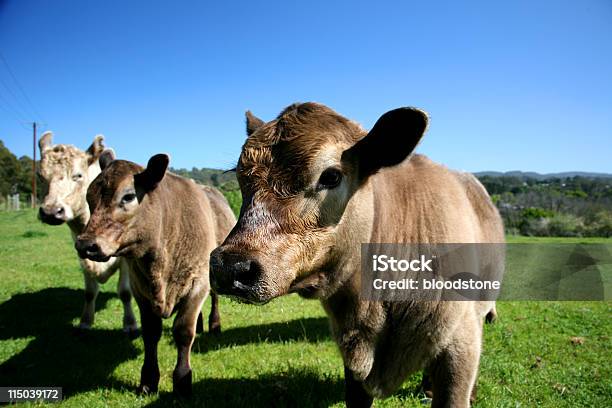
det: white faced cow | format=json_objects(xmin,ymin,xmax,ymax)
[{"xmin": 38, "ymin": 132, "xmax": 138, "ymax": 336}]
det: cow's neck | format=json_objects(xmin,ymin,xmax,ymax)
[
  {"xmin": 323, "ymin": 178, "xmax": 376, "ymax": 300},
  {"xmin": 321, "ymin": 178, "xmax": 387, "ymax": 352},
  {"xmin": 134, "ymin": 176, "xmax": 188, "ymax": 273},
  {"xmin": 67, "ymin": 209, "xmax": 89, "ymax": 236}
]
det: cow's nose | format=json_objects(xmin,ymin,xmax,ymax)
[
  {"xmin": 75, "ymin": 239, "xmax": 101, "ymax": 259},
  {"xmin": 232, "ymin": 258, "xmax": 261, "ymax": 289},
  {"xmin": 39, "ymin": 206, "xmax": 66, "ymax": 224},
  {"xmin": 210, "ymin": 248, "xmax": 261, "ymax": 293}
]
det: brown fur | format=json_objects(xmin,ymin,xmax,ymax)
[
  {"xmin": 77, "ymin": 154, "xmax": 235, "ymax": 395},
  {"xmin": 210, "ymin": 102, "xmax": 504, "ymax": 407}
]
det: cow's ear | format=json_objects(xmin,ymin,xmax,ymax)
[
  {"xmin": 39, "ymin": 131, "xmax": 53, "ymax": 155},
  {"xmin": 99, "ymin": 148, "xmax": 116, "ymax": 170},
  {"xmin": 86, "ymin": 135, "xmax": 105, "ymax": 165},
  {"xmin": 246, "ymin": 110, "xmax": 264, "ymax": 136},
  {"xmin": 344, "ymin": 107, "xmax": 428, "ymax": 180},
  {"xmin": 135, "ymin": 153, "xmax": 169, "ymax": 191}
]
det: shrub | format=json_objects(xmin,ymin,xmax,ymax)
[
  {"xmin": 520, "ymin": 217, "xmax": 549, "ymax": 236},
  {"xmin": 546, "ymin": 213, "xmax": 582, "ymax": 237},
  {"xmin": 584, "ymin": 211, "xmax": 612, "ymax": 238},
  {"xmin": 223, "ymin": 190, "xmax": 242, "ymax": 217}
]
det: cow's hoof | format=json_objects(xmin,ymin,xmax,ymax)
[
  {"xmin": 78, "ymin": 322, "xmax": 92, "ymax": 330},
  {"xmin": 137, "ymin": 384, "xmax": 158, "ymax": 395},
  {"xmin": 209, "ymin": 322, "xmax": 221, "ymax": 335},
  {"xmin": 72, "ymin": 324, "xmax": 92, "ymax": 338},
  {"xmin": 124, "ymin": 327, "xmax": 141, "ymax": 340},
  {"xmin": 173, "ymin": 370, "xmax": 192, "ymax": 398},
  {"xmin": 420, "ymin": 397, "xmax": 432, "ymax": 405},
  {"xmin": 419, "ymin": 371, "xmax": 433, "ymax": 398}
]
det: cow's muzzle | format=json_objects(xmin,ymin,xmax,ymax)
[
  {"xmin": 209, "ymin": 247, "xmax": 267, "ymax": 303},
  {"xmin": 38, "ymin": 206, "xmax": 67, "ymax": 225},
  {"xmin": 75, "ymin": 237, "xmax": 111, "ymax": 262}
]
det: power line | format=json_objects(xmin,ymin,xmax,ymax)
[
  {"xmin": 0, "ymin": 51, "xmax": 45, "ymax": 123},
  {"xmin": 0, "ymin": 91, "xmax": 30, "ymax": 124},
  {"xmin": 0, "ymin": 76, "xmax": 35, "ymax": 121},
  {"xmin": 0, "ymin": 101, "xmax": 26, "ymax": 124}
]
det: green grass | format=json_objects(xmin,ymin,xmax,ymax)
[
  {"xmin": 506, "ymin": 235, "xmax": 611, "ymax": 244},
  {"xmin": 0, "ymin": 209, "xmax": 610, "ymax": 407}
]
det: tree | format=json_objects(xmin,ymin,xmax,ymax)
[{"xmin": 0, "ymin": 140, "xmax": 21, "ymax": 197}]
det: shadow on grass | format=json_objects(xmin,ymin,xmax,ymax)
[
  {"xmin": 0, "ymin": 288, "xmax": 337, "ymax": 403},
  {"xmin": 193, "ymin": 316, "xmax": 331, "ymax": 353},
  {"xmin": 144, "ymin": 368, "xmax": 344, "ymax": 408},
  {"xmin": 0, "ymin": 288, "xmax": 138, "ymax": 397},
  {"xmin": 21, "ymin": 230, "xmax": 48, "ymax": 238}
]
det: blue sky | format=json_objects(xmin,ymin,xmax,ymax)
[{"xmin": 0, "ymin": 0, "xmax": 610, "ymax": 173}]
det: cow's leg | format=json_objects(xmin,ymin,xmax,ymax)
[
  {"xmin": 485, "ymin": 304, "xmax": 497, "ymax": 324},
  {"xmin": 470, "ymin": 375, "xmax": 479, "ymax": 405},
  {"xmin": 208, "ymin": 292, "xmax": 221, "ymax": 334},
  {"xmin": 137, "ymin": 298, "xmax": 162, "ymax": 394},
  {"xmin": 196, "ymin": 312, "xmax": 204, "ymax": 334},
  {"xmin": 172, "ymin": 288, "xmax": 206, "ymax": 397},
  {"xmin": 420, "ymin": 364, "xmax": 434, "ymax": 398},
  {"xmin": 344, "ymin": 366, "xmax": 373, "ymax": 408},
  {"xmin": 117, "ymin": 262, "xmax": 139, "ymax": 338},
  {"xmin": 431, "ymin": 337, "xmax": 480, "ymax": 408},
  {"xmin": 79, "ymin": 273, "xmax": 99, "ymax": 329}
]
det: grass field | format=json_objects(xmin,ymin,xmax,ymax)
[{"xmin": 0, "ymin": 209, "xmax": 610, "ymax": 407}]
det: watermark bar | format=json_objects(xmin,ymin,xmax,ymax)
[
  {"xmin": 361, "ymin": 243, "xmax": 612, "ymax": 301},
  {"xmin": 0, "ymin": 387, "xmax": 62, "ymax": 403}
]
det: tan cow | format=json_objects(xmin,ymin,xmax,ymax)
[
  {"xmin": 38, "ymin": 132, "xmax": 138, "ymax": 335},
  {"xmin": 75, "ymin": 151, "xmax": 235, "ymax": 396},
  {"xmin": 210, "ymin": 103, "xmax": 504, "ymax": 407}
]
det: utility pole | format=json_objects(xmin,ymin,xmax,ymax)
[{"xmin": 32, "ymin": 121, "xmax": 36, "ymax": 208}]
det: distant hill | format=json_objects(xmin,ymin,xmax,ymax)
[
  {"xmin": 475, "ymin": 171, "xmax": 612, "ymax": 180},
  {"xmin": 169, "ymin": 167, "xmax": 237, "ymax": 187}
]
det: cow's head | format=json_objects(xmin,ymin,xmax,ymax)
[
  {"xmin": 75, "ymin": 151, "xmax": 169, "ymax": 262},
  {"xmin": 210, "ymin": 102, "xmax": 428, "ymax": 303},
  {"xmin": 38, "ymin": 132, "xmax": 105, "ymax": 225}
]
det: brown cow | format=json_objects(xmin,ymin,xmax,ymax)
[
  {"xmin": 75, "ymin": 151, "xmax": 235, "ymax": 396},
  {"xmin": 210, "ymin": 103, "xmax": 504, "ymax": 407},
  {"xmin": 37, "ymin": 132, "xmax": 138, "ymax": 335}
]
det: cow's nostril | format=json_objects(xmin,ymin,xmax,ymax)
[
  {"xmin": 233, "ymin": 259, "xmax": 261, "ymax": 288},
  {"xmin": 56, "ymin": 207, "xmax": 65, "ymax": 216},
  {"xmin": 86, "ymin": 242, "xmax": 100, "ymax": 254},
  {"xmin": 75, "ymin": 240, "xmax": 100, "ymax": 256}
]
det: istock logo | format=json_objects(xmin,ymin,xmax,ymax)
[{"xmin": 372, "ymin": 254, "xmax": 434, "ymax": 272}]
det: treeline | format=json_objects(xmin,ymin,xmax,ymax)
[
  {"xmin": 170, "ymin": 166, "xmax": 237, "ymax": 187},
  {"xmin": 0, "ymin": 140, "xmax": 45, "ymax": 203},
  {"xmin": 170, "ymin": 166, "xmax": 241, "ymax": 216},
  {"xmin": 478, "ymin": 175, "xmax": 612, "ymax": 237}
]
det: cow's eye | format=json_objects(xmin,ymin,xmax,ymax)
[
  {"xmin": 121, "ymin": 193, "xmax": 137, "ymax": 204},
  {"xmin": 72, "ymin": 173, "xmax": 83, "ymax": 181},
  {"xmin": 317, "ymin": 168, "xmax": 343, "ymax": 190}
]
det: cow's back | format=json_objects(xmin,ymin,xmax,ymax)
[
  {"xmin": 199, "ymin": 185, "xmax": 236, "ymax": 245},
  {"xmin": 370, "ymin": 154, "xmax": 503, "ymax": 244}
]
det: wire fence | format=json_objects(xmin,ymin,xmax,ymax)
[{"xmin": 1, "ymin": 194, "xmax": 38, "ymax": 211}]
